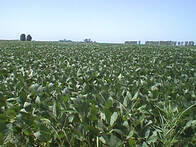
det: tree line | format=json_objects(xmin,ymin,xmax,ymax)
[{"xmin": 125, "ymin": 40, "xmax": 195, "ymax": 46}]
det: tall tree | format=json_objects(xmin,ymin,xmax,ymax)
[
  {"xmin": 27, "ymin": 34, "xmax": 32, "ymax": 41},
  {"xmin": 20, "ymin": 34, "xmax": 26, "ymax": 41}
]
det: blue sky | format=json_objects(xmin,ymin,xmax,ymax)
[{"xmin": 1, "ymin": 0, "xmax": 196, "ymax": 43}]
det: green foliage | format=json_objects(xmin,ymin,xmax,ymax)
[
  {"xmin": 27, "ymin": 35, "xmax": 32, "ymax": 41},
  {"xmin": 0, "ymin": 41, "xmax": 196, "ymax": 146},
  {"xmin": 20, "ymin": 34, "xmax": 26, "ymax": 41}
]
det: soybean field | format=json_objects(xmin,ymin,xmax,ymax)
[{"xmin": 0, "ymin": 41, "xmax": 196, "ymax": 146}]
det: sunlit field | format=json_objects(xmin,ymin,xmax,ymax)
[{"xmin": 0, "ymin": 41, "xmax": 195, "ymax": 146}]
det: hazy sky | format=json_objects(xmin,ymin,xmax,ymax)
[{"xmin": 1, "ymin": 0, "xmax": 196, "ymax": 43}]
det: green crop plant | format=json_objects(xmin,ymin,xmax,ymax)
[{"xmin": 0, "ymin": 41, "xmax": 195, "ymax": 146}]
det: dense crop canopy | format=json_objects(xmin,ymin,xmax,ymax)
[{"xmin": 0, "ymin": 41, "xmax": 196, "ymax": 146}]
